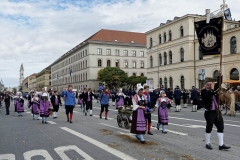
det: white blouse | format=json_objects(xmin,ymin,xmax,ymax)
[{"xmin": 155, "ymin": 98, "xmax": 167, "ymax": 108}]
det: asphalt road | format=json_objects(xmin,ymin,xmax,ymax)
[{"xmin": 0, "ymin": 99, "xmax": 240, "ymax": 160}]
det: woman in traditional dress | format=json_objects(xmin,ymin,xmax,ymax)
[
  {"xmin": 154, "ymin": 90, "xmax": 171, "ymax": 134},
  {"xmin": 116, "ymin": 89, "xmax": 125, "ymax": 109},
  {"xmin": 15, "ymin": 93, "xmax": 24, "ymax": 116},
  {"xmin": 50, "ymin": 91, "xmax": 62, "ymax": 119},
  {"xmin": 38, "ymin": 88, "xmax": 51, "ymax": 124},
  {"xmin": 78, "ymin": 90, "xmax": 83, "ymax": 109},
  {"xmin": 31, "ymin": 94, "xmax": 40, "ymax": 120},
  {"xmin": 130, "ymin": 85, "xmax": 147, "ymax": 144}
]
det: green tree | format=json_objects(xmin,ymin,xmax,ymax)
[
  {"xmin": 127, "ymin": 76, "xmax": 147, "ymax": 89},
  {"xmin": 97, "ymin": 67, "xmax": 128, "ymax": 89}
]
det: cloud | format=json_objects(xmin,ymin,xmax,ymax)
[{"xmin": 0, "ymin": 0, "xmax": 239, "ymax": 87}]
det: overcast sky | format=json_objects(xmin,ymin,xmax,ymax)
[{"xmin": 0, "ymin": 0, "xmax": 239, "ymax": 87}]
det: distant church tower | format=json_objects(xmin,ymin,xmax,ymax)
[{"xmin": 19, "ymin": 63, "xmax": 24, "ymax": 87}]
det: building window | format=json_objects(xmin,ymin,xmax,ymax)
[
  {"xmin": 199, "ymin": 47, "xmax": 203, "ymax": 60},
  {"xmin": 132, "ymin": 50, "xmax": 136, "ymax": 57},
  {"xmin": 213, "ymin": 70, "xmax": 218, "ymax": 81},
  {"xmin": 169, "ymin": 77, "xmax": 173, "ymax": 89},
  {"xmin": 106, "ymin": 49, "xmax": 111, "ymax": 55},
  {"xmin": 230, "ymin": 68, "xmax": 239, "ymax": 80},
  {"xmin": 160, "ymin": 78, "xmax": 162, "ymax": 86},
  {"xmin": 169, "ymin": 51, "xmax": 172, "ymax": 64},
  {"xmin": 169, "ymin": 30, "xmax": 172, "ymax": 41},
  {"xmin": 107, "ymin": 60, "xmax": 111, "ymax": 67},
  {"xmin": 124, "ymin": 50, "xmax": 128, "ymax": 56},
  {"xmin": 81, "ymin": 62, "xmax": 82, "ymax": 70},
  {"xmin": 133, "ymin": 73, "xmax": 136, "ymax": 76},
  {"xmin": 150, "ymin": 56, "xmax": 153, "ymax": 68},
  {"xmin": 83, "ymin": 51, "xmax": 85, "ymax": 57},
  {"xmin": 132, "ymin": 61, "xmax": 136, "ymax": 68},
  {"xmin": 98, "ymin": 59, "xmax": 102, "ymax": 67},
  {"xmin": 140, "ymin": 51, "xmax": 144, "ymax": 57},
  {"xmin": 140, "ymin": 61, "xmax": 144, "ymax": 68},
  {"xmin": 85, "ymin": 60, "xmax": 87, "ymax": 68},
  {"xmin": 180, "ymin": 26, "xmax": 184, "ymax": 37},
  {"xmin": 164, "ymin": 32, "xmax": 166, "ymax": 42},
  {"xmin": 83, "ymin": 61, "xmax": 85, "ymax": 68},
  {"xmin": 141, "ymin": 73, "xmax": 144, "ymax": 76},
  {"xmin": 230, "ymin": 36, "xmax": 237, "ymax": 54},
  {"xmin": 81, "ymin": 52, "xmax": 82, "ymax": 58},
  {"xmin": 180, "ymin": 76, "xmax": 185, "ymax": 89},
  {"xmin": 164, "ymin": 77, "xmax": 168, "ymax": 89},
  {"xmin": 164, "ymin": 52, "xmax": 167, "ymax": 65},
  {"xmin": 124, "ymin": 60, "xmax": 128, "ymax": 68},
  {"xmin": 159, "ymin": 34, "xmax": 162, "ymax": 44},
  {"xmin": 85, "ymin": 50, "xmax": 87, "ymax": 55},
  {"xmin": 180, "ymin": 48, "xmax": 184, "ymax": 62},
  {"xmin": 116, "ymin": 60, "xmax": 119, "ymax": 67},
  {"xmin": 86, "ymin": 73, "xmax": 87, "ymax": 80},
  {"xmin": 83, "ymin": 74, "xmax": 85, "ymax": 81},
  {"xmin": 81, "ymin": 74, "xmax": 82, "ymax": 81},
  {"xmin": 159, "ymin": 53, "xmax": 162, "ymax": 66},
  {"xmin": 97, "ymin": 48, "xmax": 102, "ymax": 55},
  {"xmin": 150, "ymin": 38, "xmax": 153, "ymax": 48},
  {"xmin": 115, "ymin": 50, "xmax": 120, "ymax": 56}
]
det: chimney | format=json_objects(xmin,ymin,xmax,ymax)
[{"xmin": 205, "ymin": 9, "xmax": 210, "ymax": 15}]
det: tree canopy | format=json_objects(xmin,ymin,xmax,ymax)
[{"xmin": 127, "ymin": 76, "xmax": 147, "ymax": 89}]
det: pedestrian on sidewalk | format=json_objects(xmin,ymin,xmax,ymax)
[
  {"xmin": 4, "ymin": 91, "xmax": 11, "ymax": 115},
  {"xmin": 99, "ymin": 87, "xmax": 110, "ymax": 120},
  {"xmin": 61, "ymin": 85, "xmax": 76, "ymax": 123},
  {"xmin": 83, "ymin": 88, "xmax": 98, "ymax": 116},
  {"xmin": 31, "ymin": 94, "xmax": 40, "ymax": 120},
  {"xmin": 143, "ymin": 85, "xmax": 153, "ymax": 135},
  {"xmin": 51, "ymin": 90, "xmax": 62, "ymax": 119},
  {"xmin": 202, "ymin": 72, "xmax": 231, "ymax": 150},
  {"xmin": 131, "ymin": 85, "xmax": 147, "ymax": 144},
  {"xmin": 154, "ymin": 90, "xmax": 170, "ymax": 134},
  {"xmin": 173, "ymin": 86, "xmax": 182, "ymax": 112}
]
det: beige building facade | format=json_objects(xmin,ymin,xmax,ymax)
[
  {"xmin": 36, "ymin": 67, "xmax": 51, "ymax": 91},
  {"xmin": 51, "ymin": 29, "xmax": 147, "ymax": 91},
  {"xmin": 146, "ymin": 14, "xmax": 240, "ymax": 89},
  {"xmin": 28, "ymin": 74, "xmax": 37, "ymax": 91}
]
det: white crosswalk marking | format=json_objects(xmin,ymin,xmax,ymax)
[
  {"xmin": 47, "ymin": 121, "xmax": 57, "ymax": 124},
  {"xmin": 23, "ymin": 150, "xmax": 53, "ymax": 160},
  {"xmin": 0, "ymin": 154, "xmax": 15, "ymax": 160},
  {"xmin": 150, "ymin": 126, "xmax": 188, "ymax": 136},
  {"xmin": 54, "ymin": 145, "xmax": 94, "ymax": 160},
  {"xmin": 60, "ymin": 127, "xmax": 137, "ymax": 160}
]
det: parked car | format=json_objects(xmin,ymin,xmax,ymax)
[{"xmin": 22, "ymin": 93, "xmax": 28, "ymax": 99}]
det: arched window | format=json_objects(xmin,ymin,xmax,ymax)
[
  {"xmin": 132, "ymin": 61, "xmax": 136, "ymax": 68},
  {"xmin": 169, "ymin": 30, "xmax": 172, "ymax": 41},
  {"xmin": 160, "ymin": 78, "xmax": 163, "ymax": 86},
  {"xmin": 213, "ymin": 70, "xmax": 218, "ymax": 81},
  {"xmin": 150, "ymin": 38, "xmax": 153, "ymax": 48},
  {"xmin": 164, "ymin": 52, "xmax": 167, "ymax": 65},
  {"xmin": 140, "ymin": 61, "xmax": 144, "ymax": 68},
  {"xmin": 116, "ymin": 60, "xmax": 119, "ymax": 67},
  {"xmin": 230, "ymin": 68, "xmax": 239, "ymax": 80},
  {"xmin": 85, "ymin": 60, "xmax": 87, "ymax": 68},
  {"xmin": 150, "ymin": 56, "xmax": 153, "ymax": 68},
  {"xmin": 169, "ymin": 77, "xmax": 173, "ymax": 89},
  {"xmin": 83, "ymin": 74, "xmax": 85, "ymax": 81},
  {"xmin": 159, "ymin": 34, "xmax": 162, "ymax": 44},
  {"xmin": 230, "ymin": 36, "xmax": 237, "ymax": 54},
  {"xmin": 83, "ymin": 61, "xmax": 85, "ymax": 69},
  {"xmin": 81, "ymin": 62, "xmax": 82, "ymax": 70},
  {"xmin": 199, "ymin": 47, "xmax": 203, "ymax": 60},
  {"xmin": 169, "ymin": 51, "xmax": 172, "ymax": 64},
  {"xmin": 164, "ymin": 77, "xmax": 168, "ymax": 89},
  {"xmin": 180, "ymin": 26, "xmax": 184, "ymax": 37},
  {"xmin": 141, "ymin": 73, "xmax": 144, "ymax": 76},
  {"xmin": 180, "ymin": 48, "xmax": 184, "ymax": 62},
  {"xmin": 107, "ymin": 60, "xmax": 111, "ymax": 67},
  {"xmin": 98, "ymin": 59, "xmax": 102, "ymax": 67},
  {"xmin": 164, "ymin": 32, "xmax": 166, "ymax": 42},
  {"xmin": 124, "ymin": 60, "xmax": 128, "ymax": 68},
  {"xmin": 180, "ymin": 76, "xmax": 185, "ymax": 89},
  {"xmin": 133, "ymin": 73, "xmax": 136, "ymax": 76},
  {"xmin": 81, "ymin": 74, "xmax": 82, "ymax": 81},
  {"xmin": 159, "ymin": 53, "xmax": 162, "ymax": 66}
]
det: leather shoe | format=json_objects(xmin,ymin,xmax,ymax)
[
  {"xmin": 141, "ymin": 141, "xmax": 146, "ymax": 144},
  {"xmin": 206, "ymin": 144, "xmax": 213, "ymax": 150},
  {"xmin": 219, "ymin": 144, "xmax": 231, "ymax": 150},
  {"xmin": 147, "ymin": 132, "xmax": 153, "ymax": 135}
]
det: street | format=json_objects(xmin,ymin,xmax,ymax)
[{"xmin": 0, "ymin": 100, "xmax": 240, "ymax": 160}]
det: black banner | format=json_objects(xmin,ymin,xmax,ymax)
[{"xmin": 195, "ymin": 17, "xmax": 222, "ymax": 55}]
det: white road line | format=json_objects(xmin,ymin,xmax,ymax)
[
  {"xmin": 26, "ymin": 112, "xmax": 31, "ymax": 114},
  {"xmin": 0, "ymin": 154, "xmax": 15, "ymax": 160},
  {"xmin": 150, "ymin": 126, "xmax": 188, "ymax": 136},
  {"xmin": 117, "ymin": 131, "xmax": 135, "ymax": 136},
  {"xmin": 47, "ymin": 121, "xmax": 57, "ymax": 124},
  {"xmin": 99, "ymin": 123, "xmax": 130, "ymax": 132},
  {"xmin": 54, "ymin": 145, "xmax": 94, "ymax": 160},
  {"xmin": 23, "ymin": 150, "xmax": 53, "ymax": 160},
  {"xmin": 92, "ymin": 115, "xmax": 113, "ymax": 120},
  {"xmin": 60, "ymin": 127, "xmax": 137, "ymax": 160}
]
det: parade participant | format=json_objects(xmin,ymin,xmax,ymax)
[
  {"xmin": 28, "ymin": 91, "xmax": 34, "ymax": 108},
  {"xmin": 82, "ymin": 88, "xmax": 87, "ymax": 113},
  {"xmin": 4, "ymin": 91, "xmax": 11, "ymax": 115},
  {"xmin": 77, "ymin": 90, "xmax": 83, "ymax": 109},
  {"xmin": 99, "ymin": 87, "xmax": 110, "ymax": 120},
  {"xmin": 182, "ymin": 89, "xmax": 188, "ymax": 108},
  {"xmin": 124, "ymin": 89, "xmax": 130, "ymax": 106},
  {"xmin": 62, "ymin": 85, "xmax": 76, "ymax": 123},
  {"xmin": 131, "ymin": 85, "xmax": 147, "ymax": 144},
  {"xmin": 201, "ymin": 72, "xmax": 231, "ymax": 150},
  {"xmin": 154, "ymin": 90, "xmax": 170, "ymax": 134},
  {"xmin": 143, "ymin": 85, "xmax": 153, "ymax": 135},
  {"xmin": 15, "ymin": 93, "xmax": 24, "ymax": 116},
  {"xmin": 83, "ymin": 88, "xmax": 98, "ymax": 116},
  {"xmin": 31, "ymin": 94, "xmax": 40, "ymax": 120},
  {"xmin": 0, "ymin": 92, "xmax": 4, "ymax": 107},
  {"xmin": 51, "ymin": 91, "xmax": 62, "ymax": 119},
  {"xmin": 110, "ymin": 90, "xmax": 116, "ymax": 106},
  {"xmin": 128, "ymin": 89, "xmax": 134, "ymax": 106},
  {"xmin": 116, "ymin": 89, "xmax": 125, "ymax": 109},
  {"xmin": 191, "ymin": 86, "xmax": 199, "ymax": 112},
  {"xmin": 173, "ymin": 86, "xmax": 182, "ymax": 112}
]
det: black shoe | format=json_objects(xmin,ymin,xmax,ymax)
[
  {"xmin": 162, "ymin": 131, "xmax": 167, "ymax": 134},
  {"xmin": 219, "ymin": 144, "xmax": 231, "ymax": 150},
  {"xmin": 5, "ymin": 114, "xmax": 9, "ymax": 115},
  {"xmin": 175, "ymin": 110, "xmax": 178, "ymax": 112},
  {"xmin": 90, "ymin": 114, "xmax": 92, "ymax": 116},
  {"xmin": 67, "ymin": 118, "xmax": 69, "ymax": 122},
  {"xmin": 20, "ymin": 115, "xmax": 22, "ymax": 116},
  {"xmin": 206, "ymin": 144, "xmax": 213, "ymax": 150},
  {"xmin": 85, "ymin": 113, "xmax": 87, "ymax": 116},
  {"xmin": 45, "ymin": 122, "xmax": 48, "ymax": 124},
  {"xmin": 33, "ymin": 118, "xmax": 35, "ymax": 120},
  {"xmin": 53, "ymin": 117, "xmax": 56, "ymax": 119},
  {"xmin": 42, "ymin": 121, "xmax": 44, "ymax": 124},
  {"xmin": 100, "ymin": 114, "xmax": 102, "ymax": 119},
  {"xmin": 70, "ymin": 121, "xmax": 73, "ymax": 123},
  {"xmin": 105, "ymin": 117, "xmax": 108, "ymax": 120},
  {"xmin": 147, "ymin": 132, "xmax": 153, "ymax": 135},
  {"xmin": 141, "ymin": 141, "xmax": 146, "ymax": 144}
]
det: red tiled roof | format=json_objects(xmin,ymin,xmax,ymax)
[{"xmin": 88, "ymin": 29, "xmax": 146, "ymax": 45}]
